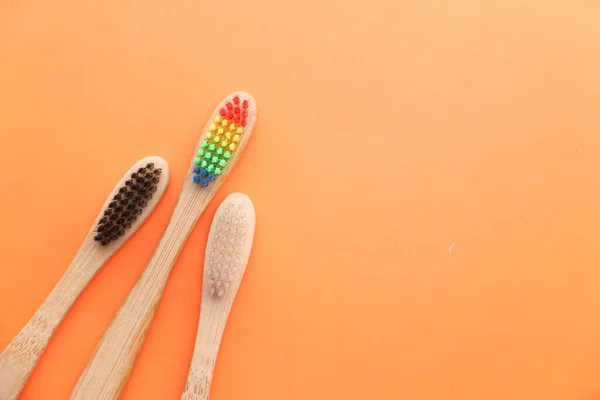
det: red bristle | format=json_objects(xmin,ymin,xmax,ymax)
[
  {"xmin": 220, "ymin": 108, "xmax": 227, "ymax": 116},
  {"xmin": 242, "ymin": 110, "xmax": 248, "ymax": 117},
  {"xmin": 226, "ymin": 102, "xmax": 233, "ymax": 110},
  {"xmin": 234, "ymin": 106, "xmax": 241, "ymax": 114},
  {"xmin": 241, "ymin": 118, "xmax": 247, "ymax": 126},
  {"xmin": 234, "ymin": 115, "xmax": 241, "ymax": 123},
  {"xmin": 233, "ymin": 96, "xmax": 240, "ymax": 105},
  {"xmin": 242, "ymin": 100, "xmax": 249, "ymax": 108}
]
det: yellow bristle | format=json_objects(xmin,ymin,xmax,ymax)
[{"xmin": 229, "ymin": 143, "xmax": 236, "ymax": 151}]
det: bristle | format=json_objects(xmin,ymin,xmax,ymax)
[
  {"xmin": 207, "ymin": 198, "xmax": 251, "ymax": 297},
  {"xmin": 94, "ymin": 162, "xmax": 163, "ymax": 246},
  {"xmin": 192, "ymin": 94, "xmax": 252, "ymax": 187}
]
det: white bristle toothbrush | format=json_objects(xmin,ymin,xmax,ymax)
[
  {"xmin": 181, "ymin": 193, "xmax": 256, "ymax": 400},
  {"xmin": 70, "ymin": 92, "xmax": 257, "ymax": 399},
  {"xmin": 0, "ymin": 156, "xmax": 170, "ymax": 400}
]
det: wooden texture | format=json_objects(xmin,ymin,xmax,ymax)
[
  {"xmin": 181, "ymin": 193, "xmax": 256, "ymax": 400},
  {"xmin": 69, "ymin": 92, "xmax": 257, "ymax": 400},
  {"xmin": 0, "ymin": 156, "xmax": 169, "ymax": 400}
]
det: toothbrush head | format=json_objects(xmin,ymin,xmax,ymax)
[
  {"xmin": 205, "ymin": 193, "xmax": 256, "ymax": 298},
  {"xmin": 93, "ymin": 160, "xmax": 166, "ymax": 246},
  {"xmin": 191, "ymin": 93, "xmax": 256, "ymax": 188}
]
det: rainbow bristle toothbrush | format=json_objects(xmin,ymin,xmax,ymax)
[
  {"xmin": 192, "ymin": 95, "xmax": 250, "ymax": 187},
  {"xmin": 70, "ymin": 92, "xmax": 257, "ymax": 400},
  {"xmin": 0, "ymin": 156, "xmax": 169, "ymax": 400}
]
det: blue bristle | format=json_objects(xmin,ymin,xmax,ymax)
[
  {"xmin": 193, "ymin": 175, "xmax": 200, "ymax": 183},
  {"xmin": 193, "ymin": 167, "xmax": 201, "ymax": 174},
  {"xmin": 200, "ymin": 179, "xmax": 208, "ymax": 187},
  {"xmin": 200, "ymin": 169, "xmax": 208, "ymax": 177},
  {"xmin": 208, "ymin": 174, "xmax": 215, "ymax": 181}
]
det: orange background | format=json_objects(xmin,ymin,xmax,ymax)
[{"xmin": 1, "ymin": 1, "xmax": 600, "ymax": 399}]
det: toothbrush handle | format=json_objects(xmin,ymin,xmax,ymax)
[
  {"xmin": 180, "ymin": 295, "xmax": 232, "ymax": 400},
  {"xmin": 180, "ymin": 353, "xmax": 216, "ymax": 400},
  {"xmin": 0, "ymin": 248, "xmax": 103, "ymax": 400},
  {"xmin": 70, "ymin": 200, "xmax": 198, "ymax": 400}
]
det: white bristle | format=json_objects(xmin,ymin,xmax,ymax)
[{"xmin": 205, "ymin": 194, "xmax": 253, "ymax": 298}]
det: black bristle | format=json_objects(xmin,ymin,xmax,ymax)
[{"xmin": 95, "ymin": 165, "xmax": 160, "ymax": 246}]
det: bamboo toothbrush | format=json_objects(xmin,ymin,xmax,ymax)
[
  {"xmin": 70, "ymin": 92, "xmax": 257, "ymax": 399},
  {"xmin": 0, "ymin": 156, "xmax": 169, "ymax": 400},
  {"xmin": 181, "ymin": 193, "xmax": 256, "ymax": 400}
]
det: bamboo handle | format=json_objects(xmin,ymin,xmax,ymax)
[
  {"xmin": 0, "ymin": 248, "xmax": 104, "ymax": 400},
  {"xmin": 70, "ymin": 196, "xmax": 200, "ymax": 400},
  {"xmin": 180, "ymin": 353, "xmax": 216, "ymax": 400}
]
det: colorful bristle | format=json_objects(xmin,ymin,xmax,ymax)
[
  {"xmin": 192, "ymin": 94, "xmax": 250, "ymax": 186},
  {"xmin": 94, "ymin": 163, "xmax": 162, "ymax": 246}
]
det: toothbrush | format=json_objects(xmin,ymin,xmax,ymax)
[
  {"xmin": 0, "ymin": 156, "xmax": 169, "ymax": 400},
  {"xmin": 181, "ymin": 193, "xmax": 256, "ymax": 400},
  {"xmin": 70, "ymin": 92, "xmax": 257, "ymax": 399}
]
